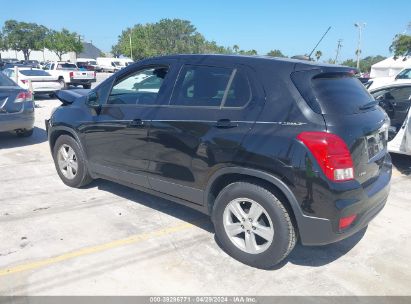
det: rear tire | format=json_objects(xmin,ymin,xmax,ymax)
[
  {"xmin": 212, "ymin": 182, "xmax": 296, "ymax": 269},
  {"xmin": 52, "ymin": 135, "xmax": 92, "ymax": 188},
  {"xmin": 83, "ymin": 84, "xmax": 91, "ymax": 89},
  {"xmin": 16, "ymin": 128, "xmax": 33, "ymax": 137},
  {"xmin": 59, "ymin": 78, "xmax": 67, "ymax": 89}
]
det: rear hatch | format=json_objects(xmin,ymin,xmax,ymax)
[{"xmin": 292, "ymin": 66, "xmax": 389, "ymax": 186}]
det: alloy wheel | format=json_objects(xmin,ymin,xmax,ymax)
[
  {"xmin": 57, "ymin": 144, "xmax": 78, "ymax": 180},
  {"xmin": 223, "ymin": 198, "xmax": 274, "ymax": 254}
]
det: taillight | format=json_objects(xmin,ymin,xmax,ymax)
[
  {"xmin": 94, "ymin": 71, "xmax": 96, "ymax": 78},
  {"xmin": 15, "ymin": 91, "xmax": 33, "ymax": 103},
  {"xmin": 297, "ymin": 131, "xmax": 354, "ymax": 182},
  {"xmin": 69, "ymin": 71, "xmax": 74, "ymax": 78},
  {"xmin": 339, "ymin": 214, "xmax": 357, "ymax": 230}
]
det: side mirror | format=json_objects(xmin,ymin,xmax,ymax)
[{"xmin": 86, "ymin": 91, "xmax": 100, "ymax": 108}]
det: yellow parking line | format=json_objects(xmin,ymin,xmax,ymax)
[{"xmin": 0, "ymin": 222, "xmax": 194, "ymax": 277}]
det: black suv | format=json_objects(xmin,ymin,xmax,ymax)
[{"xmin": 47, "ymin": 55, "xmax": 392, "ymax": 268}]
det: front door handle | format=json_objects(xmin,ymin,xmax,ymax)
[
  {"xmin": 215, "ymin": 119, "xmax": 238, "ymax": 129},
  {"xmin": 128, "ymin": 119, "xmax": 145, "ymax": 127}
]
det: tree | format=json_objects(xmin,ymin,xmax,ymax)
[
  {"xmin": 341, "ymin": 55, "xmax": 386, "ymax": 73},
  {"xmin": 112, "ymin": 19, "xmax": 231, "ymax": 60},
  {"xmin": 266, "ymin": 49, "xmax": 286, "ymax": 57},
  {"xmin": 315, "ymin": 50, "xmax": 322, "ymax": 61},
  {"xmin": 0, "ymin": 32, "xmax": 6, "ymax": 60},
  {"xmin": 2, "ymin": 20, "xmax": 48, "ymax": 60},
  {"xmin": 390, "ymin": 34, "xmax": 411, "ymax": 57},
  {"xmin": 44, "ymin": 29, "xmax": 83, "ymax": 61},
  {"xmin": 233, "ymin": 45, "xmax": 239, "ymax": 54}
]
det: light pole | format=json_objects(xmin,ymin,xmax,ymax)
[{"xmin": 354, "ymin": 22, "xmax": 366, "ymax": 71}]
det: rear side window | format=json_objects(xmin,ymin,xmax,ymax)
[
  {"xmin": 171, "ymin": 65, "xmax": 251, "ymax": 108},
  {"xmin": 292, "ymin": 72, "xmax": 374, "ymax": 115},
  {"xmin": 0, "ymin": 73, "xmax": 15, "ymax": 86}
]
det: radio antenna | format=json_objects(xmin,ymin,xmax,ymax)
[{"xmin": 308, "ymin": 26, "xmax": 331, "ymax": 60}]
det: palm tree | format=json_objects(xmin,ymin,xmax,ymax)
[
  {"xmin": 233, "ymin": 44, "xmax": 239, "ymax": 54},
  {"xmin": 315, "ymin": 50, "xmax": 323, "ymax": 61}
]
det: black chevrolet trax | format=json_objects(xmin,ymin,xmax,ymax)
[{"xmin": 47, "ymin": 55, "xmax": 392, "ymax": 268}]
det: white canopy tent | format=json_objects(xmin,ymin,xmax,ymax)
[{"xmin": 370, "ymin": 56, "xmax": 411, "ymax": 78}]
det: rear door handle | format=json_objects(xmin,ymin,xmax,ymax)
[
  {"xmin": 215, "ymin": 119, "xmax": 238, "ymax": 129},
  {"xmin": 128, "ymin": 119, "xmax": 145, "ymax": 127}
]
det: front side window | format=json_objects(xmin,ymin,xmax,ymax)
[
  {"xmin": 108, "ymin": 66, "xmax": 169, "ymax": 105},
  {"xmin": 372, "ymin": 86, "xmax": 411, "ymax": 101}
]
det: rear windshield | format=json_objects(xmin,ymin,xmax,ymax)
[
  {"xmin": 57, "ymin": 63, "xmax": 77, "ymax": 70},
  {"xmin": 0, "ymin": 73, "xmax": 16, "ymax": 86},
  {"xmin": 312, "ymin": 75, "xmax": 374, "ymax": 114},
  {"xmin": 292, "ymin": 71, "xmax": 375, "ymax": 115},
  {"xmin": 20, "ymin": 70, "xmax": 51, "ymax": 76}
]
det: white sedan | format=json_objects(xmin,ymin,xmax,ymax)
[{"xmin": 2, "ymin": 68, "xmax": 61, "ymax": 96}]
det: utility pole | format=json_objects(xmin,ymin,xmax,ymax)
[
  {"xmin": 334, "ymin": 39, "xmax": 343, "ymax": 64},
  {"xmin": 354, "ymin": 22, "xmax": 366, "ymax": 71}
]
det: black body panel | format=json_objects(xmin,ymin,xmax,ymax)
[{"xmin": 47, "ymin": 54, "xmax": 392, "ymax": 246}]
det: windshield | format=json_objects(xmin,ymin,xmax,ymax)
[
  {"xmin": 57, "ymin": 63, "xmax": 78, "ymax": 70},
  {"xmin": 89, "ymin": 61, "xmax": 97, "ymax": 65},
  {"xmin": 20, "ymin": 70, "xmax": 51, "ymax": 76},
  {"xmin": 396, "ymin": 69, "xmax": 411, "ymax": 80},
  {"xmin": 113, "ymin": 62, "xmax": 121, "ymax": 67}
]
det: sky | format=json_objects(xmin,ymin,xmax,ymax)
[{"xmin": 1, "ymin": 0, "xmax": 411, "ymax": 61}]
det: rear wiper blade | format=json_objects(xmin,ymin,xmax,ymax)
[{"xmin": 359, "ymin": 101, "xmax": 378, "ymax": 110}]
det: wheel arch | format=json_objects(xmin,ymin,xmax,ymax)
[
  {"xmin": 205, "ymin": 167, "xmax": 303, "ymax": 232},
  {"xmin": 49, "ymin": 126, "xmax": 83, "ymax": 154}
]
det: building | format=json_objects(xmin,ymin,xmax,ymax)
[
  {"xmin": 0, "ymin": 42, "xmax": 103, "ymax": 62},
  {"xmin": 370, "ymin": 56, "xmax": 411, "ymax": 78}
]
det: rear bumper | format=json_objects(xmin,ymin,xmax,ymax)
[
  {"xmin": 69, "ymin": 79, "xmax": 96, "ymax": 85},
  {"xmin": 0, "ymin": 107, "xmax": 35, "ymax": 132},
  {"xmin": 297, "ymin": 155, "xmax": 392, "ymax": 246}
]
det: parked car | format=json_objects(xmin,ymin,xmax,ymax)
[
  {"xmin": 76, "ymin": 58, "xmax": 102, "ymax": 72},
  {"xmin": 1, "ymin": 58, "xmax": 19, "ymax": 64},
  {"xmin": 44, "ymin": 61, "xmax": 96, "ymax": 89},
  {"xmin": 367, "ymin": 68, "xmax": 411, "ymax": 90},
  {"xmin": 117, "ymin": 58, "xmax": 134, "ymax": 68},
  {"xmin": 0, "ymin": 72, "xmax": 34, "ymax": 137},
  {"xmin": 2, "ymin": 67, "xmax": 61, "ymax": 96},
  {"xmin": 96, "ymin": 57, "xmax": 123, "ymax": 73},
  {"xmin": 370, "ymin": 84, "xmax": 411, "ymax": 155},
  {"xmin": 0, "ymin": 63, "xmax": 31, "ymax": 71},
  {"xmin": 46, "ymin": 55, "xmax": 392, "ymax": 268},
  {"xmin": 19, "ymin": 60, "xmax": 40, "ymax": 69}
]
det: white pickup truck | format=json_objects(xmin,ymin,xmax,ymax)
[{"xmin": 44, "ymin": 61, "xmax": 96, "ymax": 89}]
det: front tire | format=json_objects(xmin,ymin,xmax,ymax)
[
  {"xmin": 212, "ymin": 182, "xmax": 296, "ymax": 269},
  {"xmin": 52, "ymin": 135, "xmax": 92, "ymax": 188}
]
